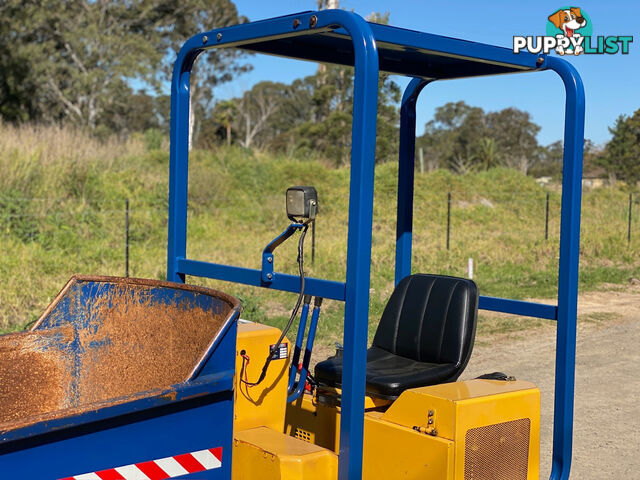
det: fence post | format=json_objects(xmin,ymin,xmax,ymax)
[
  {"xmin": 446, "ymin": 192, "xmax": 451, "ymax": 250},
  {"xmin": 545, "ymin": 192, "xmax": 550, "ymax": 241},
  {"xmin": 125, "ymin": 198, "xmax": 130, "ymax": 278},
  {"xmin": 311, "ymin": 220, "xmax": 316, "ymax": 265},
  {"xmin": 419, "ymin": 147, "xmax": 425, "ymax": 174},
  {"xmin": 628, "ymin": 192, "xmax": 633, "ymax": 245}
]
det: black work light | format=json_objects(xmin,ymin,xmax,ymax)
[{"xmin": 286, "ymin": 186, "xmax": 318, "ymax": 221}]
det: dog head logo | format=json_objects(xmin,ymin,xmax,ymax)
[
  {"xmin": 547, "ymin": 7, "xmax": 589, "ymax": 55},
  {"xmin": 514, "ymin": 7, "xmax": 631, "ymax": 55}
]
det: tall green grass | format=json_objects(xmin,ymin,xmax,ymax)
[{"xmin": 0, "ymin": 125, "xmax": 638, "ymax": 345}]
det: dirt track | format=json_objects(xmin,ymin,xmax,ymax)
[{"xmin": 462, "ymin": 288, "xmax": 640, "ymax": 479}]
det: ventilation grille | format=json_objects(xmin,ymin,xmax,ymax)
[
  {"xmin": 464, "ymin": 418, "xmax": 530, "ymax": 480},
  {"xmin": 295, "ymin": 427, "xmax": 312, "ymax": 443}
]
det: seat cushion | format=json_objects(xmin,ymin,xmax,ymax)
[
  {"xmin": 373, "ymin": 274, "xmax": 477, "ymax": 367},
  {"xmin": 315, "ymin": 346, "xmax": 460, "ymax": 399}
]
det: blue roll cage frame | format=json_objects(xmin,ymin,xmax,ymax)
[{"xmin": 167, "ymin": 10, "xmax": 584, "ymax": 480}]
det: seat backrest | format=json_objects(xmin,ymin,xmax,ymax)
[{"xmin": 372, "ymin": 274, "xmax": 478, "ymax": 368}]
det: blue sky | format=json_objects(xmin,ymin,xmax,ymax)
[{"xmin": 214, "ymin": 0, "xmax": 639, "ymax": 146}]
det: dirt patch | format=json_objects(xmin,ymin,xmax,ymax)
[
  {"xmin": 0, "ymin": 329, "xmax": 70, "ymax": 425},
  {"xmin": 0, "ymin": 276, "xmax": 239, "ymax": 433},
  {"xmin": 77, "ymin": 283, "xmax": 228, "ymax": 404}
]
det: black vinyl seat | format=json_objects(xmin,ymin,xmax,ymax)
[{"xmin": 315, "ymin": 274, "xmax": 478, "ymax": 399}]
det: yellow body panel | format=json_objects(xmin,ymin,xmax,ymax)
[
  {"xmin": 233, "ymin": 427, "xmax": 338, "ymax": 480},
  {"xmin": 285, "ymin": 388, "xmax": 392, "ymax": 454},
  {"xmin": 285, "ymin": 393, "xmax": 341, "ymax": 453},
  {"xmin": 233, "ymin": 324, "xmax": 540, "ymax": 480},
  {"xmin": 234, "ymin": 322, "xmax": 290, "ymax": 432},
  {"xmin": 451, "ymin": 385, "xmax": 540, "ymax": 479},
  {"xmin": 286, "ymin": 380, "xmax": 539, "ymax": 479},
  {"xmin": 285, "ymin": 394, "xmax": 454, "ymax": 479},
  {"xmin": 382, "ymin": 379, "xmax": 541, "ymax": 480},
  {"xmin": 363, "ymin": 415, "xmax": 455, "ymax": 480},
  {"xmin": 382, "ymin": 379, "xmax": 538, "ymax": 440}
]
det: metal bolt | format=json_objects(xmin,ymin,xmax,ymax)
[
  {"xmin": 428, "ymin": 418, "xmax": 434, "ymax": 425},
  {"xmin": 217, "ymin": 33, "xmax": 222, "ymax": 42},
  {"xmin": 266, "ymin": 273, "xmax": 273, "ymax": 280},
  {"xmin": 431, "ymin": 429, "xmax": 438, "ymax": 436},
  {"xmin": 428, "ymin": 410, "xmax": 434, "ymax": 416},
  {"xmin": 202, "ymin": 35, "xmax": 208, "ymax": 44},
  {"xmin": 309, "ymin": 15, "xmax": 318, "ymax": 28},
  {"xmin": 293, "ymin": 18, "xmax": 301, "ymax": 29},
  {"xmin": 536, "ymin": 56, "xmax": 544, "ymax": 66},
  {"xmin": 267, "ymin": 257, "xmax": 273, "ymax": 263}
]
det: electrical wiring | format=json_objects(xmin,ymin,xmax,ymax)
[{"xmin": 240, "ymin": 219, "xmax": 311, "ymax": 387}]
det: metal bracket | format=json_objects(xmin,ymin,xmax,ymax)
[{"xmin": 261, "ymin": 223, "xmax": 304, "ymax": 284}]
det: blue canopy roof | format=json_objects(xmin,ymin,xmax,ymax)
[{"xmin": 229, "ymin": 12, "xmax": 542, "ymax": 79}]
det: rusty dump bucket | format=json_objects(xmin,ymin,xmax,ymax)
[{"xmin": 0, "ymin": 275, "xmax": 241, "ymax": 433}]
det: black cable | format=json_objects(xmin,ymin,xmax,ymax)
[{"xmin": 242, "ymin": 219, "xmax": 312, "ymax": 387}]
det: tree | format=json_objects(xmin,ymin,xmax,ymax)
[
  {"xmin": 419, "ymin": 101, "xmax": 487, "ymax": 172},
  {"xmin": 213, "ymin": 100, "xmax": 238, "ymax": 147},
  {"xmin": 317, "ymin": 0, "xmax": 339, "ymax": 9},
  {"xmin": 98, "ymin": 89, "xmax": 166, "ymax": 136},
  {"xmin": 597, "ymin": 110, "xmax": 640, "ymax": 188},
  {"xmin": 451, "ymin": 147, "xmax": 476, "ymax": 174},
  {"xmin": 235, "ymin": 82, "xmax": 288, "ymax": 149},
  {"xmin": 0, "ymin": 1, "xmax": 162, "ymax": 129},
  {"xmin": 529, "ymin": 140, "xmax": 563, "ymax": 178},
  {"xmin": 416, "ymin": 102, "xmax": 544, "ymax": 175},
  {"xmin": 0, "ymin": 0, "xmax": 248, "ymax": 133},
  {"xmin": 289, "ymin": 63, "xmax": 400, "ymax": 166},
  {"xmin": 476, "ymin": 137, "xmax": 500, "ymax": 170},
  {"xmin": 295, "ymin": 110, "xmax": 352, "ymax": 166},
  {"xmin": 0, "ymin": 3, "xmax": 40, "ymax": 123},
  {"xmin": 486, "ymin": 108, "xmax": 541, "ymax": 175},
  {"xmin": 160, "ymin": 0, "xmax": 251, "ymax": 144},
  {"xmin": 280, "ymin": 11, "xmax": 399, "ymax": 166}
]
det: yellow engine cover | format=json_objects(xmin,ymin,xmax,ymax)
[{"xmin": 381, "ymin": 379, "xmax": 540, "ymax": 480}]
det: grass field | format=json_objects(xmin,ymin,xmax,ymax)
[{"xmin": 1, "ymin": 124, "xmax": 638, "ymax": 345}]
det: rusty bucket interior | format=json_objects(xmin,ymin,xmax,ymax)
[{"xmin": 0, "ymin": 275, "xmax": 240, "ymax": 432}]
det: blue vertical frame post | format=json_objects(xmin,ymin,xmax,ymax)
[
  {"xmin": 546, "ymin": 56, "xmax": 585, "ymax": 480},
  {"xmin": 326, "ymin": 12, "xmax": 379, "ymax": 480},
  {"xmin": 395, "ymin": 78, "xmax": 430, "ymax": 285},
  {"xmin": 168, "ymin": 41, "xmax": 202, "ymax": 284},
  {"xmin": 392, "ymin": 56, "xmax": 584, "ymax": 480},
  {"xmin": 166, "ymin": 11, "xmax": 380, "ymax": 479}
]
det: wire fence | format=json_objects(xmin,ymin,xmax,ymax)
[
  {"xmin": 438, "ymin": 191, "xmax": 635, "ymax": 249},
  {"xmin": 0, "ymin": 191, "xmax": 637, "ymax": 277}
]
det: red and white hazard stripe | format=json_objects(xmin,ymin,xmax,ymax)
[{"xmin": 59, "ymin": 447, "xmax": 222, "ymax": 480}]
